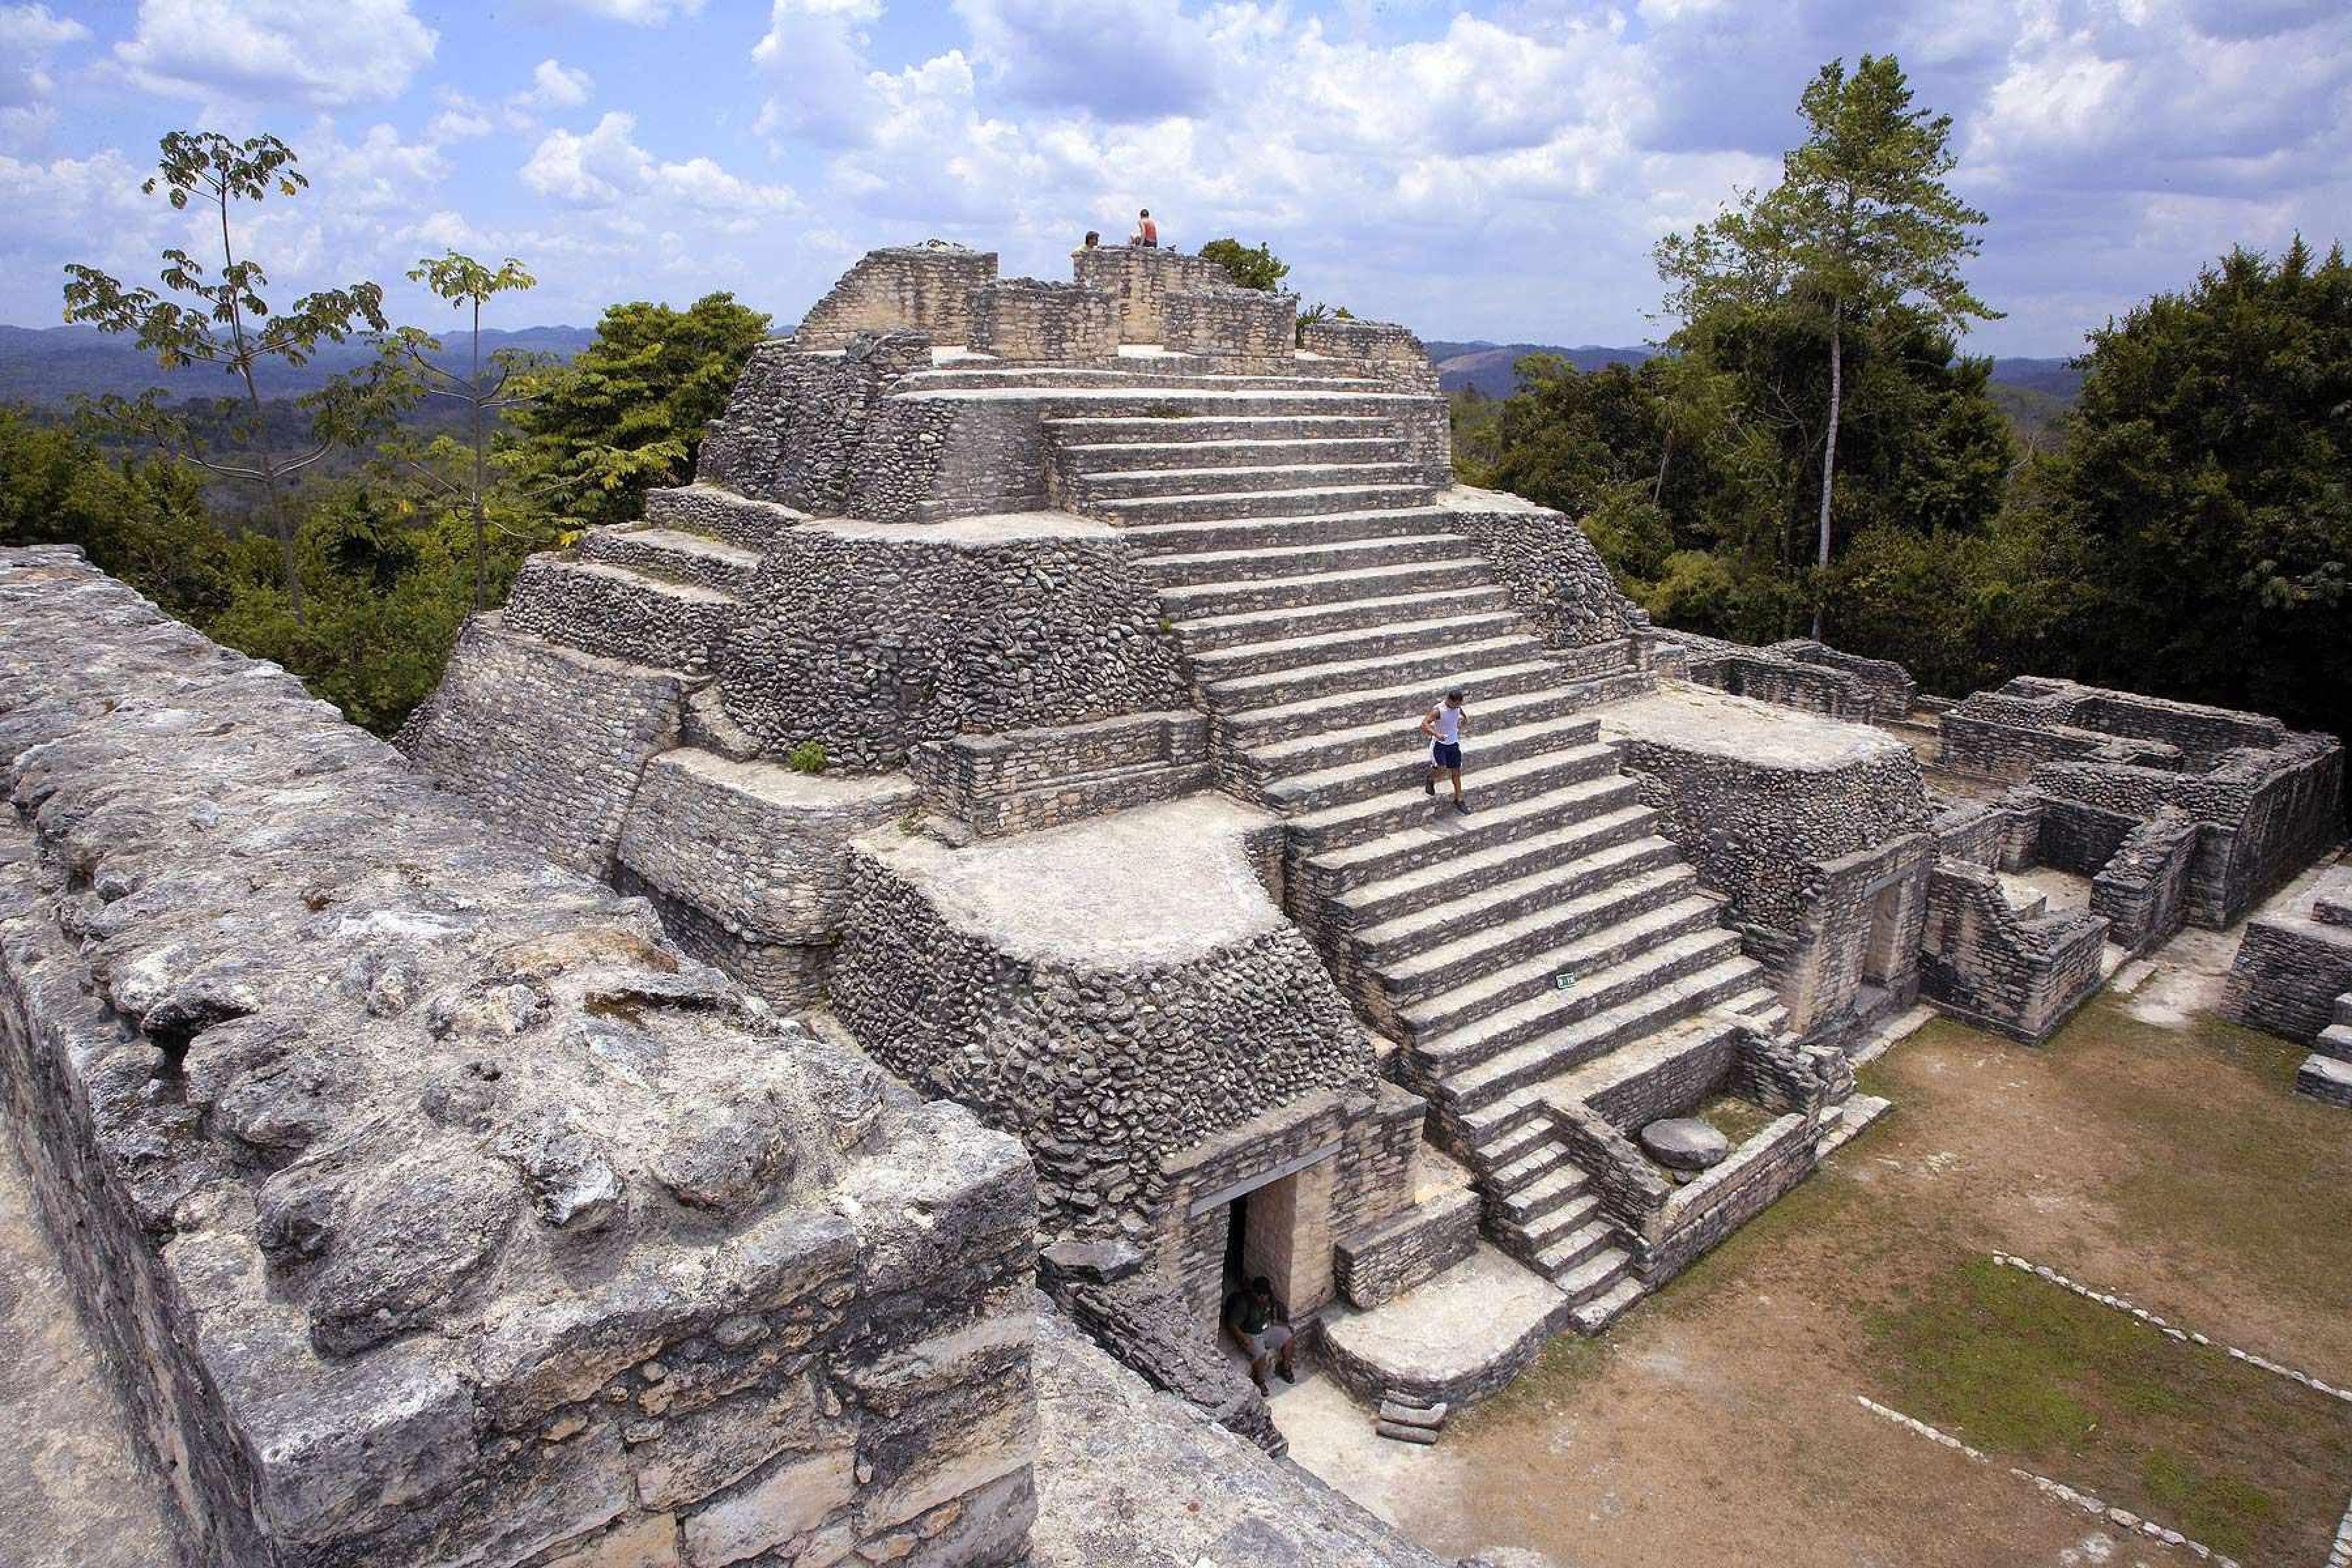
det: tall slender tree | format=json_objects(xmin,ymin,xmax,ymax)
[
  {"xmin": 1655, "ymin": 55, "xmax": 1997, "ymax": 634},
  {"xmin": 61, "ymin": 131, "xmax": 391, "ymax": 623},
  {"xmin": 379, "ymin": 252, "xmax": 539, "ymax": 610}
]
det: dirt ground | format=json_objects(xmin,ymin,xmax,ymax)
[{"xmin": 1284, "ymin": 868, "xmax": 2352, "ymax": 1568}]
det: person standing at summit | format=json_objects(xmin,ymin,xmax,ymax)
[{"xmin": 1422, "ymin": 691, "xmax": 1469, "ymax": 814}]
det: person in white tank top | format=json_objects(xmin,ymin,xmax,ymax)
[{"xmin": 1420, "ymin": 690, "xmax": 1469, "ymax": 814}]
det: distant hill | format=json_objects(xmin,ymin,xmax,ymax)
[
  {"xmin": 0, "ymin": 323, "xmax": 598, "ymax": 406},
  {"xmin": 1429, "ymin": 338, "xmax": 2085, "ymax": 411}
]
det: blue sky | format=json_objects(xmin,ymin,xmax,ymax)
[{"xmin": 3, "ymin": 0, "xmax": 2347, "ymax": 354}]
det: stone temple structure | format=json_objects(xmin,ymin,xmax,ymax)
[{"xmin": 3, "ymin": 238, "xmax": 2343, "ymax": 1565}]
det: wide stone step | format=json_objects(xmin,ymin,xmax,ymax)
[
  {"xmin": 576, "ymin": 526, "xmax": 762, "ymax": 595},
  {"xmin": 1427, "ymin": 949, "xmax": 1763, "ymax": 1112},
  {"xmin": 1219, "ymin": 659, "xmax": 1569, "ymax": 750},
  {"xmin": 642, "ymin": 483, "xmax": 806, "ymax": 551},
  {"xmin": 1289, "ymin": 744, "xmax": 1620, "ymax": 854},
  {"xmin": 1206, "ymin": 632, "xmax": 1551, "ymax": 714},
  {"xmin": 1058, "ymin": 434, "xmax": 1409, "ymax": 472},
  {"xmin": 1143, "ymin": 530, "xmax": 1471, "ymax": 589},
  {"xmin": 1092, "ymin": 483, "xmax": 1436, "ymax": 525},
  {"xmin": 2336, "ymin": 992, "xmax": 2352, "ymax": 1028},
  {"xmin": 2316, "ymin": 1022, "xmax": 2352, "ymax": 1063},
  {"xmin": 1387, "ymin": 875, "xmax": 1719, "ymax": 1011},
  {"xmin": 1192, "ymin": 609, "xmax": 1530, "ymax": 687},
  {"xmin": 1117, "ymin": 508, "xmax": 1454, "ymax": 561},
  {"xmin": 1302, "ymin": 777, "xmax": 1650, "ymax": 894},
  {"xmin": 1526, "ymin": 1208, "xmax": 1612, "ymax": 1270},
  {"xmin": 1335, "ymin": 822, "xmax": 1676, "ymax": 935},
  {"xmin": 501, "ymin": 555, "xmax": 738, "ymax": 675},
  {"xmin": 1494, "ymin": 1162, "xmax": 1592, "ymax": 1229},
  {"xmin": 1556, "ymin": 1247, "xmax": 1633, "ymax": 1308},
  {"xmin": 1155, "ymin": 557, "xmax": 1495, "ymax": 618},
  {"xmin": 1369, "ymin": 864, "xmax": 1703, "ymax": 992},
  {"xmin": 1174, "ymin": 585, "xmax": 1514, "ymax": 655},
  {"xmin": 1414, "ymin": 918, "xmax": 1744, "ymax": 1071},
  {"xmin": 1076, "ymin": 460, "xmax": 1426, "ymax": 501},
  {"xmin": 1243, "ymin": 683, "xmax": 1585, "ymax": 777},
  {"xmin": 1260, "ymin": 711, "xmax": 1602, "ymax": 811},
  {"xmin": 902, "ymin": 366, "xmax": 1387, "ymax": 395},
  {"xmin": 1045, "ymin": 412, "xmax": 1397, "ymax": 446},
  {"xmin": 926, "ymin": 386, "xmax": 1437, "ymax": 421}
]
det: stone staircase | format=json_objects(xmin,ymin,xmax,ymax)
[{"xmin": 1039, "ymin": 376, "xmax": 1784, "ymax": 1330}]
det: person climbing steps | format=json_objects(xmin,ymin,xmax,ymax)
[{"xmin": 1422, "ymin": 689, "xmax": 1469, "ymax": 814}]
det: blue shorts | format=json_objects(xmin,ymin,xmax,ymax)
[{"xmin": 1432, "ymin": 741, "xmax": 1462, "ymax": 770}]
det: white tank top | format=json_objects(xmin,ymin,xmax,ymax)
[{"xmin": 1432, "ymin": 704, "xmax": 1462, "ymax": 743}]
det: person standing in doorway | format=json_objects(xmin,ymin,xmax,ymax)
[
  {"xmin": 1132, "ymin": 208, "xmax": 1159, "ymax": 248},
  {"xmin": 1422, "ymin": 690, "xmax": 1469, "ymax": 813}
]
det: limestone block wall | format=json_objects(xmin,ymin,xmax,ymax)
[
  {"xmin": 968, "ymin": 279, "xmax": 1116, "ymax": 363},
  {"xmin": 719, "ymin": 517, "xmax": 1188, "ymax": 772},
  {"xmin": 795, "ymin": 243, "xmax": 996, "ymax": 350},
  {"xmin": 0, "ymin": 546, "xmax": 1039, "ymax": 1568},
  {"xmin": 395, "ymin": 614, "xmax": 687, "ymax": 879},
  {"xmin": 2221, "ymin": 868, "xmax": 2352, "ymax": 1045},
  {"xmin": 1933, "ymin": 792, "xmax": 2040, "ymax": 870},
  {"xmin": 827, "ymin": 838, "xmax": 1390, "ymax": 1256},
  {"xmin": 613, "ymin": 750, "xmax": 919, "ymax": 1007},
  {"xmin": 1654, "ymin": 629, "xmax": 1875, "ymax": 720},
  {"xmin": 696, "ymin": 332, "xmax": 932, "ymax": 515},
  {"xmin": 1299, "ymin": 318, "xmax": 1435, "ymax": 391},
  {"xmin": 1162, "ymin": 287, "xmax": 1297, "ymax": 368},
  {"xmin": 849, "ymin": 393, "xmax": 1053, "ymax": 523},
  {"xmin": 1435, "ymin": 487, "xmax": 1643, "ymax": 647},
  {"xmin": 1920, "ymin": 858, "xmax": 2109, "ymax": 1043},
  {"xmin": 2089, "ymin": 806, "xmax": 2199, "ymax": 956},
  {"xmin": 1631, "ymin": 1113, "xmax": 1821, "ymax": 1282},
  {"xmin": 1764, "ymin": 639, "xmax": 1919, "ymax": 720},
  {"xmin": 907, "ymin": 711, "xmax": 1210, "ymax": 839},
  {"xmin": 1069, "ymin": 246, "xmax": 1229, "ymax": 344},
  {"xmin": 1330, "ymin": 1183, "xmax": 1480, "ymax": 1310}
]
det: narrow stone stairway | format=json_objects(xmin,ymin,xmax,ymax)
[{"xmin": 1043, "ymin": 381, "xmax": 1784, "ymax": 1328}]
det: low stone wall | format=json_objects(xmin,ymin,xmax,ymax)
[
  {"xmin": 1764, "ymin": 640, "xmax": 1919, "ymax": 720},
  {"xmin": 849, "ymin": 392, "xmax": 1050, "ymax": 523},
  {"xmin": 2221, "ymin": 911, "xmax": 2352, "ymax": 1045},
  {"xmin": 2089, "ymin": 806, "xmax": 2198, "ymax": 956},
  {"xmin": 796, "ymin": 242, "xmax": 996, "ymax": 350},
  {"xmin": 1331, "ymin": 1184, "xmax": 1480, "ymax": 1311},
  {"xmin": 1933, "ymin": 792, "xmax": 2040, "ymax": 870},
  {"xmin": 969, "ymin": 279, "xmax": 1117, "ymax": 364},
  {"xmin": 696, "ymin": 332, "xmax": 932, "ymax": 515},
  {"xmin": 719, "ymin": 516, "xmax": 1188, "ymax": 772},
  {"xmin": 1919, "ymin": 858, "xmax": 2109, "ymax": 1043},
  {"xmin": 907, "ymin": 711, "xmax": 1209, "ymax": 838},
  {"xmin": 1940, "ymin": 709, "xmax": 2177, "ymax": 783},
  {"xmin": 0, "ymin": 546, "xmax": 1039, "ymax": 1568},
  {"xmin": 1069, "ymin": 246, "xmax": 1229, "ymax": 344},
  {"xmin": 1435, "ymin": 487, "xmax": 1643, "ymax": 647},
  {"xmin": 1631, "ymin": 1112, "xmax": 1821, "ymax": 1283},
  {"xmin": 1162, "ymin": 287, "xmax": 1296, "ymax": 368},
  {"xmin": 396, "ymin": 614, "xmax": 686, "ymax": 879},
  {"xmin": 1660, "ymin": 629, "xmax": 1872, "ymax": 719},
  {"xmin": 613, "ymin": 749, "xmax": 919, "ymax": 1005},
  {"xmin": 1299, "ymin": 318, "xmax": 1431, "ymax": 391}
]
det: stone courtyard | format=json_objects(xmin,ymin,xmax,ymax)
[{"xmin": 2, "ymin": 238, "xmax": 2345, "ymax": 1567}]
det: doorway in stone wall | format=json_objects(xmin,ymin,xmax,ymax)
[{"xmin": 1859, "ymin": 879, "xmax": 1908, "ymax": 1015}]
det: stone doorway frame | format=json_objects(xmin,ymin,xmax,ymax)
[{"xmin": 1186, "ymin": 1139, "xmax": 1340, "ymax": 1320}]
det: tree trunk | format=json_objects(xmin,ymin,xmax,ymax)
[
  {"xmin": 1652, "ymin": 426, "xmax": 1673, "ymax": 506},
  {"xmin": 1811, "ymin": 303, "xmax": 1843, "ymax": 641},
  {"xmin": 218, "ymin": 184, "xmax": 304, "ymax": 625},
  {"xmin": 470, "ymin": 297, "xmax": 487, "ymax": 612}
]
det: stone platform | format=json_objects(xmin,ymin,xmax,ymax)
[{"xmin": 1318, "ymin": 1244, "xmax": 1576, "ymax": 1410}]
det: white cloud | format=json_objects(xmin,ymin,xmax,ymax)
[
  {"xmin": 522, "ymin": 111, "xmax": 796, "ymax": 216},
  {"xmin": 753, "ymin": 0, "xmax": 885, "ymax": 146},
  {"xmin": 518, "ymin": 57, "xmax": 594, "ymax": 110},
  {"xmin": 951, "ymin": 0, "xmax": 1217, "ymax": 121},
  {"xmin": 531, "ymin": 0, "xmax": 705, "ymax": 22},
  {"xmin": 114, "ymin": 0, "xmax": 438, "ymax": 108},
  {"xmin": 1, "ymin": 3, "xmax": 92, "ymax": 145},
  {"xmin": 428, "ymin": 106, "xmax": 495, "ymax": 142}
]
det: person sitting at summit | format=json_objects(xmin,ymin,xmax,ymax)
[
  {"xmin": 1130, "ymin": 208, "xmax": 1158, "ymax": 248},
  {"xmin": 1222, "ymin": 1275, "xmax": 1297, "ymax": 1396}
]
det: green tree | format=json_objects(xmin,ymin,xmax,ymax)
[
  {"xmin": 2035, "ymin": 238, "xmax": 2351, "ymax": 736},
  {"xmin": 379, "ymin": 252, "xmax": 538, "ymax": 610},
  {"xmin": 1198, "ymin": 238, "xmax": 1290, "ymax": 292},
  {"xmin": 502, "ymin": 293, "xmax": 770, "ymax": 532},
  {"xmin": 60, "ymin": 131, "xmax": 393, "ymax": 623},
  {"xmin": 0, "ymin": 404, "xmax": 238, "ymax": 617},
  {"xmin": 1655, "ymin": 55, "xmax": 1997, "ymax": 633}
]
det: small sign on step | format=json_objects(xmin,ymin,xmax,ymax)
[{"xmin": 1554, "ymin": 971, "xmax": 1577, "ymax": 992}]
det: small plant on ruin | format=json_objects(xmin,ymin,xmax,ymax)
[{"xmin": 787, "ymin": 740, "xmax": 828, "ymax": 775}]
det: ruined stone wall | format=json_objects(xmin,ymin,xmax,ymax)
[
  {"xmin": 0, "ymin": 546, "xmax": 1038, "ymax": 1568},
  {"xmin": 2089, "ymin": 806, "xmax": 2199, "ymax": 956},
  {"xmin": 847, "ymin": 394, "xmax": 1057, "ymax": 523},
  {"xmin": 719, "ymin": 517, "xmax": 1188, "ymax": 772},
  {"xmin": 612, "ymin": 750, "xmax": 919, "ymax": 1007},
  {"xmin": 1162, "ymin": 288, "xmax": 1296, "ymax": 369},
  {"xmin": 2221, "ymin": 867, "xmax": 2352, "ymax": 1045},
  {"xmin": 795, "ymin": 244, "xmax": 996, "ymax": 350},
  {"xmin": 1933, "ymin": 792, "xmax": 2040, "ymax": 870},
  {"xmin": 828, "ymin": 840, "xmax": 1384, "ymax": 1251},
  {"xmin": 1920, "ymin": 858, "xmax": 2109, "ymax": 1043},
  {"xmin": 1764, "ymin": 640, "xmax": 1918, "ymax": 720},
  {"xmin": 1631, "ymin": 1113, "xmax": 1820, "ymax": 1283},
  {"xmin": 696, "ymin": 333, "xmax": 932, "ymax": 515},
  {"xmin": 1068, "ymin": 246, "xmax": 1229, "ymax": 344},
  {"xmin": 968, "ymin": 280, "xmax": 1116, "ymax": 363},
  {"xmin": 1299, "ymin": 318, "xmax": 1437, "ymax": 391},
  {"xmin": 1435, "ymin": 488, "xmax": 1642, "ymax": 647},
  {"xmin": 907, "ymin": 712, "xmax": 1210, "ymax": 839},
  {"xmin": 395, "ymin": 615, "xmax": 686, "ymax": 879},
  {"xmin": 1330, "ymin": 1183, "xmax": 1480, "ymax": 1311},
  {"xmin": 1654, "ymin": 630, "xmax": 1874, "ymax": 720}
]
